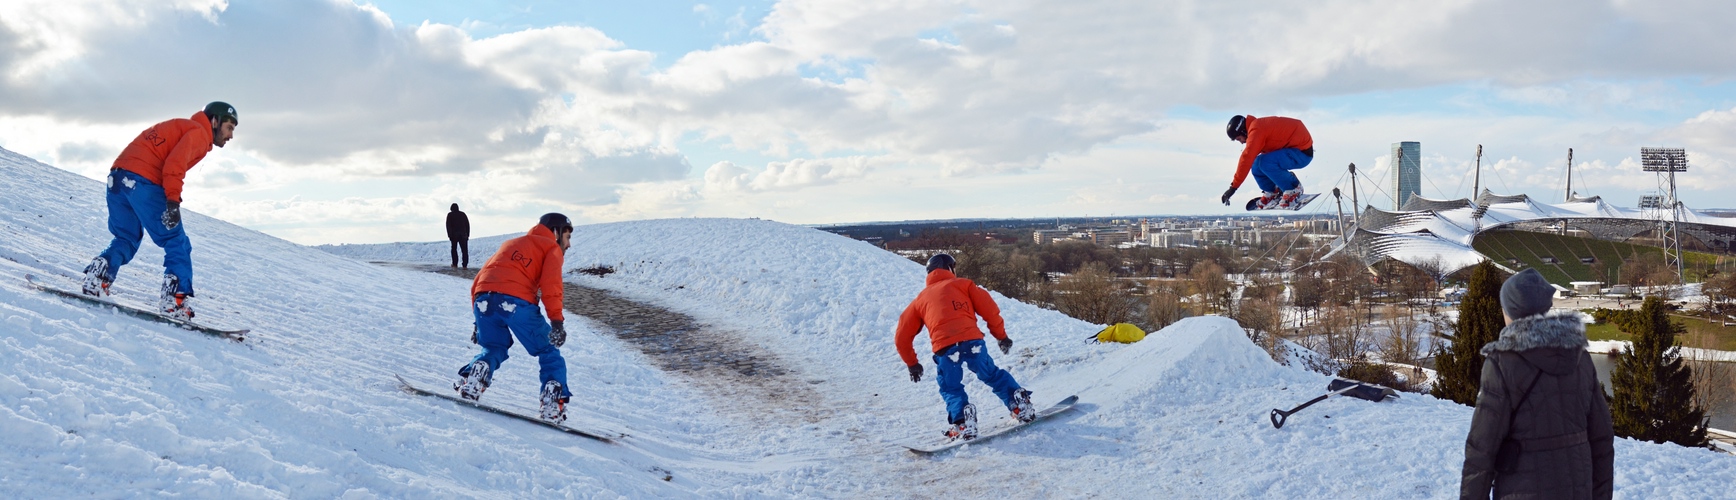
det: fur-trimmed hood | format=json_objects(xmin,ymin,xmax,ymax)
[{"xmin": 1481, "ymin": 310, "xmax": 1589, "ymax": 375}]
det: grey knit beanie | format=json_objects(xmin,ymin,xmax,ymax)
[{"xmin": 1500, "ymin": 268, "xmax": 1554, "ymax": 319}]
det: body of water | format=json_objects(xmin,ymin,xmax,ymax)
[{"xmin": 1588, "ymin": 353, "xmax": 1735, "ymax": 431}]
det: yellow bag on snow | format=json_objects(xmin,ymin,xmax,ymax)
[{"xmin": 1094, "ymin": 323, "xmax": 1147, "ymax": 343}]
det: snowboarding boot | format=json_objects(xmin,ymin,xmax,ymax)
[
  {"xmin": 1009, "ymin": 389, "xmax": 1036, "ymax": 423},
  {"xmin": 158, "ymin": 275, "xmax": 194, "ymax": 320},
  {"xmin": 454, "ymin": 360, "xmax": 492, "ymax": 401},
  {"xmin": 943, "ymin": 404, "xmax": 978, "ymax": 441},
  {"xmin": 1278, "ymin": 186, "xmax": 1305, "ymax": 209},
  {"xmin": 81, "ymin": 257, "xmax": 111, "ymax": 296},
  {"xmin": 539, "ymin": 380, "xmax": 568, "ymax": 423},
  {"xmin": 1256, "ymin": 191, "xmax": 1282, "ymax": 210}
]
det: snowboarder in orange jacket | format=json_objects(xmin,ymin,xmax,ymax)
[
  {"xmin": 81, "ymin": 102, "xmax": 237, "ymax": 321},
  {"xmin": 1219, "ymin": 115, "xmax": 1313, "ymax": 210},
  {"xmin": 455, "ymin": 213, "xmax": 574, "ymax": 423},
  {"xmin": 895, "ymin": 253, "xmax": 1035, "ymax": 441}
]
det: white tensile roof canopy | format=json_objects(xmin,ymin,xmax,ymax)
[{"xmin": 1334, "ymin": 190, "xmax": 1736, "ymax": 277}]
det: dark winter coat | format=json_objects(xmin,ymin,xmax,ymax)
[
  {"xmin": 1461, "ymin": 311, "xmax": 1614, "ymax": 499},
  {"xmin": 446, "ymin": 207, "xmax": 470, "ymax": 241}
]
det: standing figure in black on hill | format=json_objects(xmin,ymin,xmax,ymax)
[
  {"xmin": 447, "ymin": 203, "xmax": 470, "ymax": 269},
  {"xmin": 1460, "ymin": 268, "xmax": 1613, "ymax": 499}
]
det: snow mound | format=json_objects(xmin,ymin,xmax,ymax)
[{"xmin": 1055, "ymin": 317, "xmax": 1315, "ymax": 409}]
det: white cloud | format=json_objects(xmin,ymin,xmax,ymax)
[
  {"xmin": 703, "ymin": 156, "xmax": 873, "ymax": 192},
  {"xmin": 4, "ymin": 0, "xmax": 1736, "ymax": 244}
]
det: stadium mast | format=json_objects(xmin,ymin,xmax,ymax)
[
  {"xmin": 1564, "ymin": 148, "xmax": 1573, "ymax": 203},
  {"xmin": 1641, "ymin": 147, "xmax": 1688, "ymax": 285},
  {"xmin": 1473, "ymin": 145, "xmax": 1482, "ymax": 199}
]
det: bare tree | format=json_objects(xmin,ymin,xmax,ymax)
[
  {"xmin": 1055, "ymin": 262, "xmax": 1133, "ymax": 325},
  {"xmin": 1380, "ymin": 304, "xmax": 1423, "ymax": 366},
  {"xmin": 1684, "ymin": 325, "xmax": 1736, "ymax": 416},
  {"xmin": 1384, "ymin": 260, "xmax": 1437, "ymax": 310},
  {"xmin": 1243, "ymin": 273, "xmax": 1285, "ymax": 303},
  {"xmin": 1189, "ymin": 260, "xmax": 1233, "ymax": 314},
  {"xmin": 975, "ymin": 248, "xmax": 1044, "ymax": 300},
  {"xmin": 1291, "ymin": 272, "xmax": 1327, "ymax": 325},
  {"xmin": 1622, "ymin": 252, "xmax": 1672, "ymax": 291},
  {"xmin": 1233, "ymin": 296, "xmax": 1286, "ymax": 357},
  {"xmin": 1145, "ymin": 279, "xmax": 1190, "ymax": 330},
  {"xmin": 1317, "ymin": 303, "xmax": 1369, "ymax": 361},
  {"xmin": 1699, "ymin": 271, "xmax": 1736, "ymax": 325}
]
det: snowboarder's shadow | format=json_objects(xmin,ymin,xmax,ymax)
[{"xmin": 965, "ymin": 402, "xmax": 1136, "ymax": 460}]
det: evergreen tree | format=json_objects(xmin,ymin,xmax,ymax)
[
  {"xmin": 1611, "ymin": 296, "xmax": 1709, "ymax": 448},
  {"xmin": 1430, "ymin": 262, "xmax": 1505, "ymax": 406}
]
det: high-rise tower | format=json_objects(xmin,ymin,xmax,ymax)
[{"xmin": 1392, "ymin": 141, "xmax": 1421, "ymax": 210}]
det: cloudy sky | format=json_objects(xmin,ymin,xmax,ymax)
[{"xmin": 2, "ymin": 0, "xmax": 1734, "ymax": 245}]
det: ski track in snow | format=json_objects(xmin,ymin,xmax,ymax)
[{"xmin": 2, "ymin": 147, "xmax": 1734, "ymax": 497}]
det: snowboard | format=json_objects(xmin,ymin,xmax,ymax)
[
  {"xmin": 1245, "ymin": 193, "xmax": 1320, "ymax": 211},
  {"xmin": 394, "ymin": 373, "xmax": 618, "ymax": 443},
  {"xmin": 900, "ymin": 395, "xmax": 1079, "ymax": 455},
  {"xmin": 25, "ymin": 273, "xmax": 248, "ymax": 341}
]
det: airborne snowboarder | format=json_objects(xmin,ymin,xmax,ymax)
[
  {"xmin": 895, "ymin": 253, "xmax": 1035, "ymax": 441},
  {"xmin": 454, "ymin": 213, "xmax": 575, "ymax": 422},
  {"xmin": 81, "ymin": 101, "xmax": 239, "ymax": 320},
  {"xmin": 1218, "ymin": 114, "xmax": 1314, "ymax": 210}
]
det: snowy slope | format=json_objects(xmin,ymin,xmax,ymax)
[{"xmin": 3, "ymin": 146, "xmax": 1734, "ymax": 498}]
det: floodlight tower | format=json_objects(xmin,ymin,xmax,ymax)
[{"xmin": 1641, "ymin": 147, "xmax": 1688, "ymax": 284}]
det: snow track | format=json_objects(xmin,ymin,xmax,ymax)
[{"xmin": 4, "ymin": 146, "xmax": 1734, "ymax": 497}]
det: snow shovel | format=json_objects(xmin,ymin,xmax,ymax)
[{"xmin": 1269, "ymin": 379, "xmax": 1398, "ymax": 429}]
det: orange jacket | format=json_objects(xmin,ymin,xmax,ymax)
[
  {"xmin": 471, "ymin": 225, "xmax": 566, "ymax": 322},
  {"xmin": 112, "ymin": 112, "xmax": 215, "ymax": 203},
  {"xmin": 1230, "ymin": 115, "xmax": 1313, "ymax": 190},
  {"xmin": 894, "ymin": 269, "xmax": 1008, "ymax": 366}
]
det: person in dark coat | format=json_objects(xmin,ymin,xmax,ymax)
[
  {"xmin": 446, "ymin": 203, "xmax": 470, "ymax": 268},
  {"xmin": 1461, "ymin": 268, "xmax": 1614, "ymax": 499}
]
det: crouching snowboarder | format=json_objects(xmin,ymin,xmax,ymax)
[
  {"xmin": 454, "ymin": 213, "xmax": 575, "ymax": 422},
  {"xmin": 895, "ymin": 253, "xmax": 1035, "ymax": 441},
  {"xmin": 81, "ymin": 102, "xmax": 238, "ymax": 320},
  {"xmin": 1460, "ymin": 268, "xmax": 1614, "ymax": 499},
  {"xmin": 1219, "ymin": 114, "xmax": 1313, "ymax": 210}
]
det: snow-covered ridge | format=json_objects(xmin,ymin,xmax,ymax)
[{"xmin": 3, "ymin": 146, "xmax": 1733, "ymax": 497}]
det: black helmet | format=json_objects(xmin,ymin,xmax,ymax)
[
  {"xmin": 925, "ymin": 253, "xmax": 956, "ymax": 274},
  {"xmin": 538, "ymin": 213, "xmax": 573, "ymax": 235},
  {"xmin": 1225, "ymin": 114, "xmax": 1246, "ymax": 141},
  {"xmin": 204, "ymin": 101, "xmax": 238, "ymax": 126}
]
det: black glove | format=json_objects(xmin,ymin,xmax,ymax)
[
  {"xmin": 998, "ymin": 337, "xmax": 1013, "ymax": 354},
  {"xmin": 162, "ymin": 201, "xmax": 181, "ymax": 230},
  {"xmin": 1220, "ymin": 186, "xmax": 1237, "ymax": 206},
  {"xmin": 470, "ymin": 324, "xmax": 478, "ymax": 344},
  {"xmin": 907, "ymin": 364, "xmax": 923, "ymax": 383},
  {"xmin": 549, "ymin": 320, "xmax": 566, "ymax": 348}
]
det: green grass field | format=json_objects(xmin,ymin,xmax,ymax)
[
  {"xmin": 1472, "ymin": 229, "xmax": 1729, "ymax": 284},
  {"xmin": 1580, "ymin": 313, "xmax": 1736, "ymax": 351},
  {"xmin": 1585, "ymin": 322, "xmax": 1628, "ymax": 342}
]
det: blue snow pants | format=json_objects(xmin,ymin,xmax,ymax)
[
  {"xmin": 934, "ymin": 339, "xmax": 1022, "ymax": 424},
  {"xmin": 1250, "ymin": 147, "xmax": 1312, "ymax": 194},
  {"xmin": 466, "ymin": 292, "xmax": 571, "ymax": 398},
  {"xmin": 98, "ymin": 169, "xmax": 194, "ymax": 295}
]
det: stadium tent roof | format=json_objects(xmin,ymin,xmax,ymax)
[{"xmin": 1336, "ymin": 190, "xmax": 1736, "ymax": 276}]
